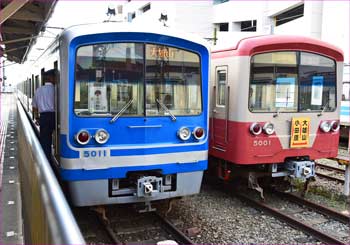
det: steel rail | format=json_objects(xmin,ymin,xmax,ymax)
[
  {"xmin": 316, "ymin": 172, "xmax": 345, "ymax": 184},
  {"xmin": 207, "ymin": 178, "xmax": 347, "ymax": 245},
  {"xmin": 95, "ymin": 214, "xmax": 121, "ymax": 244},
  {"xmin": 97, "ymin": 210, "xmax": 193, "ymax": 244},
  {"xmin": 274, "ymin": 190, "xmax": 350, "ymax": 224},
  {"xmin": 316, "ymin": 163, "xmax": 346, "ymax": 174},
  {"xmin": 234, "ymin": 192, "xmax": 347, "ymax": 245},
  {"xmin": 154, "ymin": 212, "xmax": 194, "ymax": 244}
]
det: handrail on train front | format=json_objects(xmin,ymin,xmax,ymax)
[{"xmin": 17, "ymin": 101, "xmax": 85, "ymax": 245}]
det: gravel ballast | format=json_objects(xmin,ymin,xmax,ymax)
[{"xmin": 162, "ymin": 184, "xmax": 321, "ymax": 244}]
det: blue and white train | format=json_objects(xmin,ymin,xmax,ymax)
[{"xmin": 17, "ymin": 22, "xmax": 210, "ymax": 208}]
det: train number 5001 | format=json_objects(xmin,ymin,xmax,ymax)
[{"xmin": 253, "ymin": 140, "xmax": 271, "ymax": 147}]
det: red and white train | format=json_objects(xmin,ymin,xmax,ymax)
[{"xmin": 209, "ymin": 35, "xmax": 343, "ymax": 192}]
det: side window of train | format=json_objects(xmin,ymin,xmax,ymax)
[
  {"xmin": 28, "ymin": 78, "xmax": 32, "ymax": 98},
  {"xmin": 216, "ymin": 67, "xmax": 227, "ymax": 106},
  {"xmin": 35, "ymin": 75, "xmax": 39, "ymax": 90}
]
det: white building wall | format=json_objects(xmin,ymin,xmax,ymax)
[
  {"xmin": 213, "ymin": 1, "xmax": 264, "ymax": 23},
  {"xmin": 268, "ymin": 1, "xmax": 323, "ymax": 38},
  {"xmin": 321, "ymin": 1, "xmax": 350, "ymax": 64},
  {"xmin": 121, "ymin": 0, "xmax": 349, "ymax": 63},
  {"xmin": 122, "ymin": 1, "xmax": 213, "ymax": 38},
  {"xmin": 212, "ymin": 0, "xmax": 349, "ymax": 64}
]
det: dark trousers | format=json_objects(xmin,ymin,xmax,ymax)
[{"xmin": 39, "ymin": 112, "xmax": 55, "ymax": 161}]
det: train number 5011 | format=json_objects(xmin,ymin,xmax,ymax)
[{"xmin": 83, "ymin": 150, "xmax": 108, "ymax": 158}]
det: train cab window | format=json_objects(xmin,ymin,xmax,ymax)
[
  {"xmin": 75, "ymin": 43, "xmax": 202, "ymax": 117},
  {"xmin": 250, "ymin": 51, "xmax": 336, "ymax": 113},
  {"xmin": 74, "ymin": 43, "xmax": 144, "ymax": 116},
  {"xmin": 145, "ymin": 44, "xmax": 202, "ymax": 116},
  {"xmin": 250, "ymin": 52, "xmax": 298, "ymax": 112},
  {"xmin": 299, "ymin": 52, "xmax": 336, "ymax": 112}
]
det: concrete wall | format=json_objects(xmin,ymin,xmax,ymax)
[
  {"xmin": 123, "ymin": 1, "xmax": 213, "ymax": 38},
  {"xmin": 321, "ymin": 1, "xmax": 350, "ymax": 63}
]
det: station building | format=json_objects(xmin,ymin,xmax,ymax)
[{"xmin": 119, "ymin": 0, "xmax": 349, "ymax": 77}]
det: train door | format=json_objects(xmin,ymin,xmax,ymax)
[{"xmin": 212, "ymin": 66, "xmax": 229, "ymax": 151}]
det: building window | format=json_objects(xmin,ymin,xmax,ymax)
[
  {"xmin": 127, "ymin": 12, "xmax": 136, "ymax": 22},
  {"xmin": 140, "ymin": 3, "xmax": 151, "ymax": 13},
  {"xmin": 216, "ymin": 23, "xmax": 229, "ymax": 32},
  {"xmin": 275, "ymin": 4, "xmax": 304, "ymax": 26},
  {"xmin": 241, "ymin": 20, "xmax": 256, "ymax": 32},
  {"xmin": 213, "ymin": 0, "xmax": 229, "ymax": 5}
]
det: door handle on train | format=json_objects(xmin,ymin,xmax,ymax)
[{"xmin": 213, "ymin": 109, "xmax": 217, "ymax": 113}]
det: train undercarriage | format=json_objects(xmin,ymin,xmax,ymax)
[{"xmin": 210, "ymin": 156, "xmax": 316, "ymax": 199}]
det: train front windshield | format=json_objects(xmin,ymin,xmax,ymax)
[
  {"xmin": 249, "ymin": 51, "xmax": 336, "ymax": 113},
  {"xmin": 74, "ymin": 43, "xmax": 202, "ymax": 117}
]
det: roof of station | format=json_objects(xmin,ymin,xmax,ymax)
[{"xmin": 0, "ymin": 0, "xmax": 57, "ymax": 63}]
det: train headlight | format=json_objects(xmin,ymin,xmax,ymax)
[
  {"xmin": 250, "ymin": 123, "xmax": 262, "ymax": 135},
  {"xmin": 95, "ymin": 129, "xmax": 110, "ymax": 144},
  {"xmin": 320, "ymin": 121, "xmax": 331, "ymax": 133},
  {"xmin": 193, "ymin": 127, "xmax": 205, "ymax": 140},
  {"xmin": 76, "ymin": 130, "xmax": 91, "ymax": 145},
  {"xmin": 178, "ymin": 127, "xmax": 191, "ymax": 141},
  {"xmin": 330, "ymin": 121, "xmax": 340, "ymax": 132},
  {"xmin": 263, "ymin": 122, "xmax": 275, "ymax": 135}
]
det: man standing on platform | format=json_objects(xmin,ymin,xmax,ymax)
[{"xmin": 32, "ymin": 69, "xmax": 55, "ymax": 160}]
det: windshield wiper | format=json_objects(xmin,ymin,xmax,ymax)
[
  {"xmin": 110, "ymin": 98, "xmax": 134, "ymax": 124},
  {"xmin": 317, "ymin": 101, "xmax": 329, "ymax": 117},
  {"xmin": 273, "ymin": 108, "xmax": 281, "ymax": 118},
  {"xmin": 156, "ymin": 99, "xmax": 176, "ymax": 121}
]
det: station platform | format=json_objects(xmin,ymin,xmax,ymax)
[{"xmin": 0, "ymin": 93, "xmax": 23, "ymax": 244}]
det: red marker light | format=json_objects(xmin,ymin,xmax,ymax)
[
  {"xmin": 193, "ymin": 127, "xmax": 205, "ymax": 140},
  {"xmin": 76, "ymin": 130, "xmax": 90, "ymax": 145},
  {"xmin": 250, "ymin": 123, "xmax": 262, "ymax": 135},
  {"xmin": 331, "ymin": 121, "xmax": 340, "ymax": 132}
]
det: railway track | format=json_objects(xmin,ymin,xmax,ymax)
[
  {"xmin": 74, "ymin": 205, "xmax": 193, "ymax": 244},
  {"xmin": 235, "ymin": 189, "xmax": 350, "ymax": 245},
  {"xmin": 273, "ymin": 191, "xmax": 349, "ymax": 224},
  {"xmin": 315, "ymin": 162, "xmax": 346, "ymax": 184},
  {"xmin": 206, "ymin": 177, "xmax": 349, "ymax": 245},
  {"xmin": 99, "ymin": 210, "xmax": 193, "ymax": 244},
  {"xmin": 316, "ymin": 172, "xmax": 345, "ymax": 184},
  {"xmin": 316, "ymin": 163, "xmax": 346, "ymax": 174},
  {"xmin": 235, "ymin": 190, "xmax": 349, "ymax": 245}
]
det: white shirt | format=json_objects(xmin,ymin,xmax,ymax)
[{"xmin": 32, "ymin": 83, "xmax": 55, "ymax": 113}]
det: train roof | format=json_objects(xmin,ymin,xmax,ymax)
[
  {"xmin": 212, "ymin": 35, "xmax": 344, "ymax": 61},
  {"xmin": 59, "ymin": 22, "xmax": 210, "ymax": 50}
]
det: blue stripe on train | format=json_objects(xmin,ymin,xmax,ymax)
[
  {"xmin": 60, "ymin": 160, "xmax": 207, "ymax": 181},
  {"xmin": 341, "ymin": 111, "xmax": 350, "ymax": 116},
  {"xmin": 110, "ymin": 144, "xmax": 208, "ymax": 156}
]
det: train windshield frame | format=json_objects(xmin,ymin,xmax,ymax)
[
  {"xmin": 249, "ymin": 51, "xmax": 337, "ymax": 113},
  {"xmin": 74, "ymin": 42, "xmax": 202, "ymax": 117}
]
